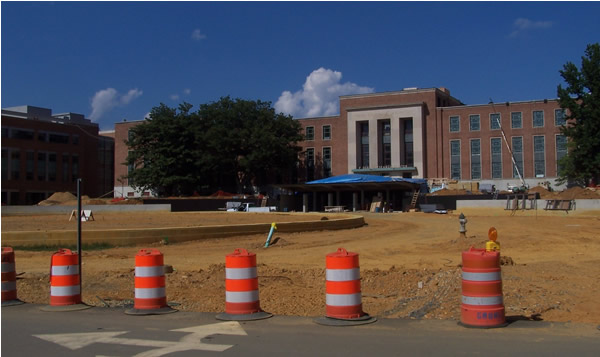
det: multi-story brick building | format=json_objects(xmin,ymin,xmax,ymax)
[
  {"xmin": 110, "ymin": 86, "xmax": 568, "ymax": 201},
  {"xmin": 1, "ymin": 105, "xmax": 114, "ymax": 205},
  {"xmin": 296, "ymin": 87, "xmax": 567, "ymax": 190}
]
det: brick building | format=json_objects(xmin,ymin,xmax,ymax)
[
  {"xmin": 1, "ymin": 105, "xmax": 114, "ymax": 205},
  {"xmin": 110, "ymin": 87, "xmax": 568, "ymax": 200},
  {"xmin": 296, "ymin": 87, "xmax": 567, "ymax": 190}
]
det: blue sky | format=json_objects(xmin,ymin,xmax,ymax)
[{"xmin": 2, "ymin": 1, "xmax": 599, "ymax": 130}]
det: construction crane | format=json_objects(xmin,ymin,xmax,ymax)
[{"xmin": 490, "ymin": 99, "xmax": 529, "ymax": 194}]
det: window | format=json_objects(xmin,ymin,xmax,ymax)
[
  {"xmin": 26, "ymin": 152, "xmax": 34, "ymax": 180},
  {"xmin": 38, "ymin": 132, "xmax": 47, "ymax": 142},
  {"xmin": 1, "ymin": 149, "xmax": 8, "ymax": 180},
  {"xmin": 62, "ymin": 154, "xmax": 70, "ymax": 183},
  {"xmin": 511, "ymin": 112, "xmax": 522, "ymax": 129},
  {"xmin": 305, "ymin": 126, "xmax": 314, "ymax": 141},
  {"xmin": 556, "ymin": 135, "xmax": 567, "ymax": 174},
  {"xmin": 533, "ymin": 110, "xmax": 544, "ymax": 128},
  {"xmin": 48, "ymin": 153, "xmax": 57, "ymax": 182},
  {"xmin": 469, "ymin": 115, "xmax": 480, "ymax": 131},
  {"xmin": 1, "ymin": 127, "xmax": 8, "ymax": 138},
  {"xmin": 449, "ymin": 116, "xmax": 460, "ymax": 132},
  {"xmin": 380, "ymin": 121, "xmax": 391, "ymax": 166},
  {"xmin": 450, "ymin": 140, "xmax": 461, "ymax": 180},
  {"xmin": 10, "ymin": 150, "xmax": 20, "ymax": 180},
  {"xmin": 470, "ymin": 139, "xmax": 481, "ymax": 179},
  {"xmin": 306, "ymin": 148, "xmax": 315, "ymax": 181},
  {"xmin": 359, "ymin": 122, "xmax": 369, "ymax": 168},
  {"xmin": 10, "ymin": 129, "xmax": 34, "ymax": 140},
  {"xmin": 37, "ymin": 152, "xmax": 47, "ymax": 181},
  {"xmin": 491, "ymin": 138, "xmax": 502, "ymax": 179},
  {"xmin": 533, "ymin": 136, "xmax": 545, "ymax": 177},
  {"xmin": 323, "ymin": 147, "xmax": 332, "ymax": 177},
  {"xmin": 72, "ymin": 154, "xmax": 79, "ymax": 182},
  {"xmin": 511, "ymin": 137, "xmax": 524, "ymax": 178},
  {"xmin": 404, "ymin": 119, "xmax": 414, "ymax": 166},
  {"xmin": 306, "ymin": 148, "xmax": 314, "ymax": 167},
  {"xmin": 555, "ymin": 109, "xmax": 566, "ymax": 126},
  {"xmin": 322, "ymin": 125, "xmax": 331, "ymax": 140},
  {"xmin": 490, "ymin": 113, "xmax": 501, "ymax": 130},
  {"xmin": 72, "ymin": 135, "xmax": 79, "ymax": 145},
  {"xmin": 49, "ymin": 133, "xmax": 69, "ymax": 144}
]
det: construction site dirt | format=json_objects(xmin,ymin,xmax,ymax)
[{"xmin": 4, "ymin": 209, "xmax": 600, "ymax": 325}]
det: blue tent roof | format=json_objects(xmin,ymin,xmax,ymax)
[{"xmin": 306, "ymin": 174, "xmax": 426, "ymax": 186}]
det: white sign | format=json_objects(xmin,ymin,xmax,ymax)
[{"xmin": 33, "ymin": 321, "xmax": 247, "ymax": 357}]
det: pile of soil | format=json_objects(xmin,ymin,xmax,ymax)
[
  {"xmin": 37, "ymin": 192, "xmax": 142, "ymax": 206},
  {"xmin": 529, "ymin": 186, "xmax": 600, "ymax": 200},
  {"xmin": 37, "ymin": 192, "xmax": 78, "ymax": 206},
  {"xmin": 430, "ymin": 185, "xmax": 600, "ymax": 200}
]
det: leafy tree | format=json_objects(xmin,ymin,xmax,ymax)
[
  {"xmin": 125, "ymin": 97, "xmax": 303, "ymax": 196},
  {"xmin": 556, "ymin": 43, "xmax": 600, "ymax": 186},
  {"xmin": 126, "ymin": 103, "xmax": 208, "ymax": 196},
  {"xmin": 198, "ymin": 97, "xmax": 303, "ymax": 192}
]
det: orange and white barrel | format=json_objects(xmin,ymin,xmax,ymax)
[
  {"xmin": 126, "ymin": 249, "xmax": 175, "ymax": 315},
  {"xmin": 49, "ymin": 249, "xmax": 81, "ymax": 306},
  {"xmin": 216, "ymin": 248, "xmax": 271, "ymax": 321},
  {"xmin": 326, "ymin": 248, "xmax": 364, "ymax": 319},
  {"xmin": 315, "ymin": 248, "xmax": 376, "ymax": 326},
  {"xmin": 460, "ymin": 247, "xmax": 506, "ymax": 328},
  {"xmin": 2, "ymin": 247, "xmax": 23, "ymax": 305}
]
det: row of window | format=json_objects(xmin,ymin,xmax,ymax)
[
  {"xmin": 449, "ymin": 135, "xmax": 567, "ymax": 180},
  {"xmin": 1, "ymin": 127, "xmax": 80, "ymax": 144},
  {"xmin": 1, "ymin": 148, "xmax": 79, "ymax": 183},
  {"xmin": 305, "ymin": 125, "xmax": 331, "ymax": 141},
  {"xmin": 305, "ymin": 147, "xmax": 332, "ymax": 179},
  {"xmin": 449, "ymin": 109, "xmax": 566, "ymax": 133}
]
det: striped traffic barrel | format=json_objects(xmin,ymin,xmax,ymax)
[
  {"xmin": 315, "ymin": 248, "xmax": 376, "ymax": 326},
  {"xmin": 49, "ymin": 249, "xmax": 82, "ymax": 306},
  {"xmin": 216, "ymin": 248, "xmax": 271, "ymax": 321},
  {"xmin": 460, "ymin": 247, "xmax": 506, "ymax": 328},
  {"xmin": 126, "ymin": 249, "xmax": 176, "ymax": 315},
  {"xmin": 2, "ymin": 247, "xmax": 24, "ymax": 306}
]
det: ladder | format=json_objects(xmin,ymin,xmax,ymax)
[{"xmin": 410, "ymin": 189, "xmax": 420, "ymax": 209}]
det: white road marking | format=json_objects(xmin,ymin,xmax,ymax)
[{"xmin": 33, "ymin": 321, "xmax": 247, "ymax": 356}]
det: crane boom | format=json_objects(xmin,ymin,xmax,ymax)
[{"xmin": 490, "ymin": 99, "xmax": 528, "ymax": 192}]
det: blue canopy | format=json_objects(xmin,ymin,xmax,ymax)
[{"xmin": 306, "ymin": 174, "xmax": 427, "ymax": 186}]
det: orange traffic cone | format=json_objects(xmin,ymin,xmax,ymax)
[
  {"xmin": 315, "ymin": 248, "xmax": 376, "ymax": 326},
  {"xmin": 125, "ymin": 249, "xmax": 176, "ymax": 315},
  {"xmin": 216, "ymin": 248, "xmax": 272, "ymax": 321}
]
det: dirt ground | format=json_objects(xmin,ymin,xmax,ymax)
[{"xmin": 3, "ymin": 209, "xmax": 600, "ymax": 325}]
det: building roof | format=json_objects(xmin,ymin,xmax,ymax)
[{"xmin": 278, "ymin": 174, "xmax": 426, "ymax": 193}]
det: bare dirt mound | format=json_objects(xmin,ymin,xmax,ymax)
[
  {"xmin": 37, "ymin": 192, "xmax": 78, "ymax": 206},
  {"xmin": 529, "ymin": 186, "xmax": 600, "ymax": 200}
]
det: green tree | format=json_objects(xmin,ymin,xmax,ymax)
[
  {"xmin": 125, "ymin": 97, "xmax": 303, "ymax": 196},
  {"xmin": 198, "ymin": 96, "xmax": 303, "ymax": 193},
  {"xmin": 125, "ymin": 103, "xmax": 209, "ymax": 196},
  {"xmin": 556, "ymin": 43, "xmax": 600, "ymax": 186}
]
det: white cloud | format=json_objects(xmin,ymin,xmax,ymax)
[
  {"xmin": 510, "ymin": 18, "xmax": 553, "ymax": 38},
  {"xmin": 191, "ymin": 29, "xmax": 206, "ymax": 41},
  {"xmin": 89, "ymin": 87, "xmax": 143, "ymax": 121},
  {"xmin": 121, "ymin": 88, "xmax": 143, "ymax": 104},
  {"xmin": 170, "ymin": 94, "xmax": 180, "ymax": 101},
  {"xmin": 183, "ymin": 88, "xmax": 191, "ymax": 95},
  {"xmin": 275, "ymin": 68, "xmax": 374, "ymax": 118}
]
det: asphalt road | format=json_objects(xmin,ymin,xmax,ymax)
[{"xmin": 2, "ymin": 304, "xmax": 599, "ymax": 356}]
